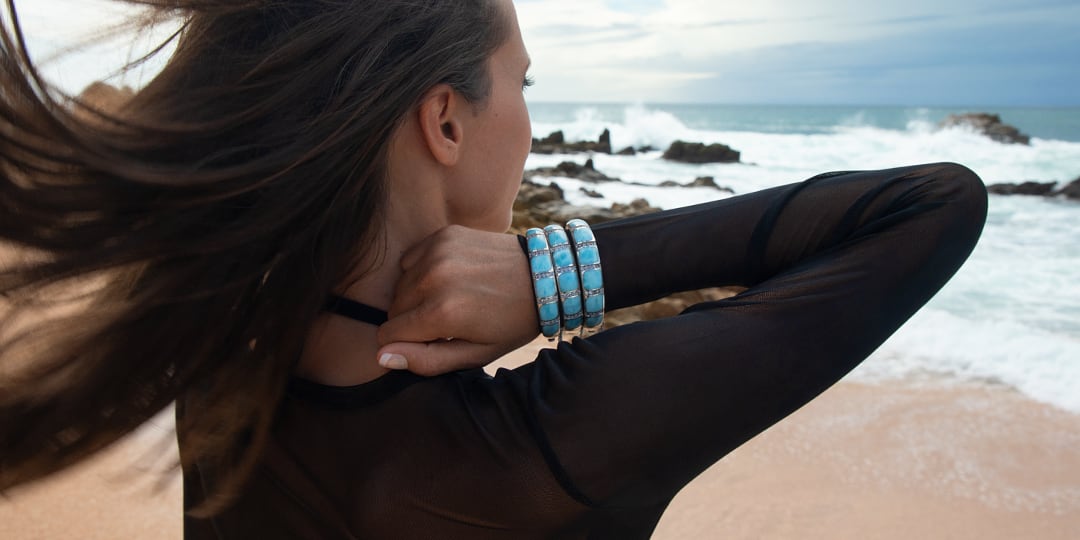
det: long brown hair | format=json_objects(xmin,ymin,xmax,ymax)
[{"xmin": 0, "ymin": 0, "xmax": 507, "ymax": 515}]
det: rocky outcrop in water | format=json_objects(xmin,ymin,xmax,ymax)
[
  {"xmin": 511, "ymin": 180, "xmax": 660, "ymax": 234},
  {"xmin": 987, "ymin": 176, "xmax": 1080, "ymax": 201},
  {"xmin": 658, "ymin": 176, "xmax": 734, "ymax": 192},
  {"xmin": 524, "ymin": 159, "xmax": 619, "ymax": 183},
  {"xmin": 531, "ymin": 129, "xmax": 612, "ymax": 155},
  {"xmin": 1058, "ymin": 177, "xmax": 1080, "ymax": 200},
  {"xmin": 662, "ymin": 140, "xmax": 741, "ymax": 164},
  {"xmin": 941, "ymin": 113, "xmax": 1031, "ymax": 145},
  {"xmin": 987, "ymin": 182, "xmax": 1057, "ymax": 196}
]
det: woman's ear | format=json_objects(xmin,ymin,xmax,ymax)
[{"xmin": 417, "ymin": 85, "xmax": 465, "ymax": 167}]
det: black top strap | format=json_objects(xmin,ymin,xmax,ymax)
[{"xmin": 325, "ymin": 295, "xmax": 388, "ymax": 326}]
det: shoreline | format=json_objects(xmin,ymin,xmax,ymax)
[{"xmin": 1, "ymin": 338, "xmax": 1077, "ymax": 538}]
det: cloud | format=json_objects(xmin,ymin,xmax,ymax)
[{"xmin": 519, "ymin": 0, "xmax": 1080, "ymax": 105}]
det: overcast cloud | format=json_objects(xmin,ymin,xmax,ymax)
[
  {"xmin": 14, "ymin": 0, "xmax": 1080, "ymax": 106},
  {"xmin": 516, "ymin": 0, "xmax": 1080, "ymax": 105}
]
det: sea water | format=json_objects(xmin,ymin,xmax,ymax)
[{"xmin": 526, "ymin": 103, "xmax": 1080, "ymax": 413}]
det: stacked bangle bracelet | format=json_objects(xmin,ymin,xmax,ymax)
[
  {"xmin": 544, "ymin": 224, "xmax": 584, "ymax": 334},
  {"xmin": 526, "ymin": 219, "xmax": 605, "ymax": 341},
  {"xmin": 526, "ymin": 228, "xmax": 562, "ymax": 340},
  {"xmin": 567, "ymin": 219, "xmax": 605, "ymax": 334}
]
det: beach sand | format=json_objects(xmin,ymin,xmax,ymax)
[{"xmin": 1, "ymin": 337, "xmax": 1078, "ymax": 539}]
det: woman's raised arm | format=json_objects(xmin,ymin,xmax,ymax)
[{"xmin": 380, "ymin": 163, "xmax": 986, "ymax": 510}]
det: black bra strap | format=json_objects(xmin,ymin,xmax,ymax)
[{"xmin": 325, "ymin": 295, "xmax": 389, "ymax": 327}]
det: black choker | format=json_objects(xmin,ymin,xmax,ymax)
[{"xmin": 325, "ymin": 295, "xmax": 388, "ymax": 327}]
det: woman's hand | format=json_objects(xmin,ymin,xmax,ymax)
[{"xmin": 375, "ymin": 225, "xmax": 540, "ymax": 376}]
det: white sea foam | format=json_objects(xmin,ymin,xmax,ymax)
[
  {"xmin": 528, "ymin": 104, "xmax": 1080, "ymax": 413},
  {"xmin": 530, "ymin": 104, "xmax": 1080, "ymax": 186}
]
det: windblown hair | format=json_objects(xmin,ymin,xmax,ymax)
[{"xmin": 0, "ymin": 0, "xmax": 507, "ymax": 515}]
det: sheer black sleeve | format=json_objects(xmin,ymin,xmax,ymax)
[
  {"xmin": 180, "ymin": 163, "xmax": 987, "ymax": 539},
  {"xmin": 496, "ymin": 163, "xmax": 987, "ymax": 509}
]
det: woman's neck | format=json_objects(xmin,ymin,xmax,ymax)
[{"xmin": 296, "ymin": 168, "xmax": 450, "ymax": 386}]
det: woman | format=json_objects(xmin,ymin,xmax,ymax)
[{"xmin": 0, "ymin": 0, "xmax": 987, "ymax": 538}]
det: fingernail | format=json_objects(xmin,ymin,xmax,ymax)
[{"xmin": 379, "ymin": 353, "xmax": 408, "ymax": 370}]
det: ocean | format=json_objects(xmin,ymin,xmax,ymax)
[{"xmin": 525, "ymin": 102, "xmax": 1080, "ymax": 413}]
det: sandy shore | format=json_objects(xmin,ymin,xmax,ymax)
[{"xmin": 2, "ymin": 337, "xmax": 1078, "ymax": 539}]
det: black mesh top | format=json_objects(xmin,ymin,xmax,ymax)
[{"xmin": 180, "ymin": 163, "xmax": 988, "ymax": 539}]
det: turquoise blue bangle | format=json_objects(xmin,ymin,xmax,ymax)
[
  {"xmin": 526, "ymin": 228, "xmax": 562, "ymax": 340},
  {"xmin": 544, "ymin": 224, "xmax": 584, "ymax": 334},
  {"xmin": 567, "ymin": 219, "xmax": 605, "ymax": 334}
]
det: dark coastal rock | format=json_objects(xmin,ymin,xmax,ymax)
[
  {"xmin": 531, "ymin": 129, "xmax": 613, "ymax": 155},
  {"xmin": 941, "ymin": 113, "xmax": 1031, "ymax": 145},
  {"xmin": 987, "ymin": 182, "xmax": 1057, "ymax": 196},
  {"xmin": 511, "ymin": 180, "xmax": 659, "ymax": 234},
  {"xmin": 513, "ymin": 180, "xmax": 565, "ymax": 211},
  {"xmin": 537, "ymin": 130, "xmax": 565, "ymax": 145},
  {"xmin": 987, "ymin": 176, "xmax": 1080, "ymax": 201},
  {"xmin": 662, "ymin": 140, "xmax": 741, "ymax": 164},
  {"xmin": 610, "ymin": 198, "xmax": 661, "ymax": 216},
  {"xmin": 524, "ymin": 159, "xmax": 620, "ymax": 183},
  {"xmin": 1056, "ymin": 177, "xmax": 1080, "ymax": 200},
  {"xmin": 580, "ymin": 187, "xmax": 604, "ymax": 199},
  {"xmin": 616, "ymin": 146, "xmax": 637, "ymax": 156},
  {"xmin": 657, "ymin": 176, "xmax": 734, "ymax": 192}
]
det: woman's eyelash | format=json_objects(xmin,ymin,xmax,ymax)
[{"xmin": 523, "ymin": 74, "xmax": 535, "ymax": 89}]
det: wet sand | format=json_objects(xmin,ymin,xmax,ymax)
[{"xmin": 1, "ymin": 337, "xmax": 1078, "ymax": 539}]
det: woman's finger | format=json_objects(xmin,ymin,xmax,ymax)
[
  {"xmin": 377, "ymin": 340, "xmax": 505, "ymax": 376},
  {"xmin": 376, "ymin": 301, "xmax": 456, "ymax": 347}
]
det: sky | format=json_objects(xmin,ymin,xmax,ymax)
[
  {"xmin": 13, "ymin": 0, "xmax": 1080, "ymax": 107},
  {"xmin": 515, "ymin": 0, "xmax": 1080, "ymax": 106}
]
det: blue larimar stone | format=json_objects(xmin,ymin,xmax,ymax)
[
  {"xmin": 552, "ymin": 246, "xmax": 575, "ymax": 268},
  {"xmin": 526, "ymin": 233, "xmax": 548, "ymax": 252},
  {"xmin": 545, "ymin": 226, "xmax": 570, "ymax": 245},
  {"xmin": 557, "ymin": 272, "xmax": 580, "ymax": 294},
  {"xmin": 585, "ymin": 295, "xmax": 604, "ymax": 314},
  {"xmin": 568, "ymin": 220, "xmax": 596, "ymax": 242},
  {"xmin": 563, "ymin": 296, "xmax": 583, "ymax": 316},
  {"xmin": 576, "ymin": 246, "xmax": 600, "ymax": 266},
  {"xmin": 585, "ymin": 315, "xmax": 604, "ymax": 328},
  {"xmin": 535, "ymin": 277, "xmax": 558, "ymax": 299},
  {"xmin": 540, "ymin": 302, "xmax": 560, "ymax": 323},
  {"xmin": 530, "ymin": 254, "xmax": 553, "ymax": 274},
  {"xmin": 542, "ymin": 323, "xmax": 561, "ymax": 338},
  {"xmin": 582, "ymin": 269, "xmax": 603, "ymax": 291},
  {"xmin": 565, "ymin": 316, "xmax": 583, "ymax": 331}
]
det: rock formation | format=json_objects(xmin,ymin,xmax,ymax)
[
  {"xmin": 987, "ymin": 182, "xmax": 1057, "ymax": 196},
  {"xmin": 511, "ymin": 180, "xmax": 660, "ymax": 234},
  {"xmin": 662, "ymin": 141, "xmax": 741, "ymax": 164},
  {"xmin": 658, "ymin": 176, "xmax": 734, "ymax": 192},
  {"xmin": 524, "ymin": 159, "xmax": 620, "ymax": 183},
  {"xmin": 1058, "ymin": 177, "xmax": 1080, "ymax": 200},
  {"xmin": 987, "ymin": 176, "xmax": 1080, "ymax": 201},
  {"xmin": 940, "ymin": 113, "xmax": 1031, "ymax": 145},
  {"xmin": 531, "ymin": 129, "xmax": 613, "ymax": 155}
]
